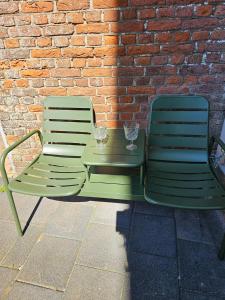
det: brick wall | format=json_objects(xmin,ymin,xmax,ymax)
[{"xmin": 0, "ymin": 0, "xmax": 225, "ymax": 174}]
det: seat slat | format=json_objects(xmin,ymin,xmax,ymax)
[
  {"xmin": 151, "ymin": 111, "xmax": 208, "ymax": 123},
  {"xmin": 148, "ymin": 161, "xmax": 210, "ymax": 173},
  {"xmin": 150, "ymin": 124, "xmax": 207, "ymax": 136},
  {"xmin": 43, "ymin": 120, "xmax": 92, "ymax": 133},
  {"xmin": 148, "ymin": 149, "xmax": 208, "ymax": 162},
  {"xmin": 44, "ymin": 110, "xmax": 91, "ymax": 121},
  {"xmin": 45, "ymin": 96, "xmax": 91, "ymax": 109},
  {"xmin": 25, "ymin": 168, "xmax": 83, "ymax": 178},
  {"xmin": 43, "ymin": 132, "xmax": 90, "ymax": 144},
  {"xmin": 43, "ymin": 144, "xmax": 85, "ymax": 157},
  {"xmin": 37, "ymin": 155, "xmax": 82, "ymax": 166},
  {"xmin": 33, "ymin": 162, "xmax": 85, "ymax": 173},
  {"xmin": 149, "ymin": 135, "xmax": 207, "ymax": 149},
  {"xmin": 152, "ymin": 96, "xmax": 208, "ymax": 110},
  {"xmin": 15, "ymin": 174, "xmax": 84, "ymax": 186},
  {"xmin": 149, "ymin": 171, "xmax": 214, "ymax": 181},
  {"xmin": 149, "ymin": 177, "xmax": 219, "ymax": 188}
]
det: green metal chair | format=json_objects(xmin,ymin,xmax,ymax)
[
  {"xmin": 145, "ymin": 95, "xmax": 225, "ymax": 259},
  {"xmin": 0, "ymin": 96, "xmax": 93, "ymax": 236}
]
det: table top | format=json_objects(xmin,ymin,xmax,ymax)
[{"xmin": 81, "ymin": 129, "xmax": 145, "ymax": 167}]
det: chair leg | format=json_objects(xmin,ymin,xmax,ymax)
[
  {"xmin": 218, "ymin": 233, "xmax": 225, "ymax": 260},
  {"xmin": 5, "ymin": 189, "xmax": 23, "ymax": 236}
]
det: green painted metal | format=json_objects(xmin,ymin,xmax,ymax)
[{"xmin": 145, "ymin": 95, "xmax": 225, "ymax": 211}]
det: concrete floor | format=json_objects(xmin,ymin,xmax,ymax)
[{"xmin": 0, "ymin": 190, "xmax": 225, "ymax": 300}]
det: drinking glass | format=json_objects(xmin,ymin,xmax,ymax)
[
  {"xmin": 123, "ymin": 122, "xmax": 139, "ymax": 151},
  {"xmin": 93, "ymin": 125, "xmax": 107, "ymax": 147}
]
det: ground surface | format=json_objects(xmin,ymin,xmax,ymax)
[{"xmin": 0, "ymin": 189, "xmax": 225, "ymax": 300}]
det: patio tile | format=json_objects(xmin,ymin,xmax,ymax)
[
  {"xmin": 7, "ymin": 282, "xmax": 63, "ymax": 300},
  {"xmin": 17, "ymin": 234, "xmax": 80, "ymax": 291},
  {"xmin": 178, "ymin": 239, "xmax": 225, "ymax": 296},
  {"xmin": 122, "ymin": 252, "xmax": 178, "ymax": 300},
  {"xmin": 77, "ymin": 223, "xmax": 129, "ymax": 273},
  {"xmin": 134, "ymin": 201, "xmax": 174, "ymax": 217},
  {"xmin": 131, "ymin": 214, "xmax": 176, "ymax": 257},
  {"xmin": 63, "ymin": 265, "xmax": 125, "ymax": 300},
  {"xmin": 175, "ymin": 209, "xmax": 213, "ymax": 244},
  {"xmin": 0, "ymin": 221, "xmax": 17, "ymax": 262},
  {"xmin": 90, "ymin": 201, "xmax": 132, "ymax": 229},
  {"xmin": 0, "ymin": 267, "xmax": 18, "ymax": 298},
  {"xmin": 180, "ymin": 290, "xmax": 224, "ymax": 300},
  {"xmin": 44, "ymin": 202, "xmax": 93, "ymax": 240},
  {"xmin": 1, "ymin": 225, "xmax": 43, "ymax": 269}
]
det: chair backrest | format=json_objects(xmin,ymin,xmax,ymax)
[
  {"xmin": 148, "ymin": 95, "xmax": 209, "ymax": 162},
  {"xmin": 42, "ymin": 96, "xmax": 93, "ymax": 157}
]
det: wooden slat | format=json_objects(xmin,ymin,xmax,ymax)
[
  {"xmin": 151, "ymin": 111, "xmax": 208, "ymax": 123},
  {"xmin": 149, "ymin": 135, "xmax": 207, "ymax": 149},
  {"xmin": 43, "ymin": 132, "xmax": 90, "ymax": 144},
  {"xmin": 150, "ymin": 124, "xmax": 208, "ymax": 136},
  {"xmin": 152, "ymin": 96, "xmax": 208, "ymax": 110},
  {"xmin": 45, "ymin": 96, "xmax": 91, "ymax": 109},
  {"xmin": 43, "ymin": 144, "xmax": 85, "ymax": 156},
  {"xmin": 147, "ymin": 161, "xmax": 210, "ymax": 173},
  {"xmin": 43, "ymin": 120, "xmax": 92, "ymax": 133},
  {"xmin": 148, "ymin": 149, "xmax": 208, "ymax": 162},
  {"xmin": 44, "ymin": 109, "xmax": 91, "ymax": 121}
]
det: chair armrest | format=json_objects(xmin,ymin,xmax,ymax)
[{"xmin": 0, "ymin": 129, "xmax": 42, "ymax": 185}]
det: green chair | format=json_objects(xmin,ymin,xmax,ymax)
[
  {"xmin": 145, "ymin": 95, "xmax": 225, "ymax": 259},
  {"xmin": 0, "ymin": 96, "xmax": 93, "ymax": 236}
]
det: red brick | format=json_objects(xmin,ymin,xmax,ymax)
[
  {"xmin": 76, "ymin": 23, "xmax": 109, "ymax": 33},
  {"xmin": 71, "ymin": 36, "xmax": 85, "ymax": 46},
  {"xmin": 170, "ymin": 54, "xmax": 185, "ymax": 64},
  {"xmin": 135, "ymin": 56, "xmax": 151, "ymax": 66},
  {"xmin": 97, "ymin": 86, "xmax": 125, "ymax": 95},
  {"xmin": 28, "ymin": 105, "xmax": 43, "ymax": 112},
  {"xmin": 9, "ymin": 26, "xmax": 41, "ymax": 37},
  {"xmin": 40, "ymin": 87, "xmax": 67, "ymax": 96},
  {"xmin": 127, "ymin": 45, "xmax": 159, "ymax": 55},
  {"xmin": 157, "ymin": 7, "xmax": 175, "ymax": 18},
  {"xmin": 67, "ymin": 13, "xmax": 83, "ymax": 24},
  {"xmin": 166, "ymin": 76, "xmax": 182, "ymax": 85},
  {"xmin": 138, "ymin": 33, "xmax": 154, "ymax": 44},
  {"xmin": 111, "ymin": 21, "xmax": 144, "ymax": 33},
  {"xmin": 120, "ymin": 56, "xmax": 134, "ymax": 66},
  {"xmin": 33, "ymin": 15, "xmax": 48, "ymax": 25},
  {"xmin": 21, "ymin": 1, "xmax": 53, "ymax": 13},
  {"xmin": 214, "ymin": 5, "xmax": 225, "ymax": 16},
  {"xmin": 155, "ymin": 32, "xmax": 173, "ymax": 43},
  {"xmin": 104, "ymin": 10, "xmax": 120, "ymax": 22},
  {"xmin": 131, "ymin": 0, "xmax": 165, "ymax": 5},
  {"xmin": 103, "ymin": 57, "xmax": 117, "ymax": 66},
  {"xmin": 121, "ymin": 34, "xmax": 136, "ymax": 45},
  {"xmin": 21, "ymin": 69, "xmax": 50, "ymax": 77},
  {"xmin": 195, "ymin": 5, "xmax": 212, "ymax": 16},
  {"xmin": 118, "ymin": 67, "xmax": 144, "ymax": 76},
  {"xmin": 122, "ymin": 9, "xmax": 137, "ymax": 19},
  {"xmin": 68, "ymin": 87, "xmax": 96, "ymax": 96},
  {"xmin": 83, "ymin": 68, "xmax": 113, "ymax": 77},
  {"xmin": 85, "ymin": 11, "xmax": 101, "ymax": 22},
  {"xmin": 104, "ymin": 35, "xmax": 119, "ymax": 45},
  {"xmin": 120, "ymin": 113, "xmax": 133, "ymax": 120},
  {"xmin": 176, "ymin": 7, "xmax": 193, "ymax": 17},
  {"xmin": 87, "ymin": 35, "xmax": 102, "ymax": 46},
  {"xmin": 151, "ymin": 55, "xmax": 168, "ymax": 65},
  {"xmin": 5, "ymin": 39, "xmax": 19, "ymax": 48},
  {"xmin": 72, "ymin": 58, "xmax": 86, "ymax": 68},
  {"xmin": 192, "ymin": 31, "xmax": 209, "ymax": 41},
  {"xmin": 0, "ymin": 2, "xmax": 18, "ymax": 14},
  {"xmin": 139, "ymin": 8, "xmax": 155, "ymax": 19},
  {"xmin": 76, "ymin": 78, "xmax": 89, "ymax": 86},
  {"xmin": 182, "ymin": 18, "xmax": 218, "ymax": 29},
  {"xmin": 148, "ymin": 19, "xmax": 181, "ymax": 31},
  {"xmin": 93, "ymin": 0, "xmax": 128, "ymax": 8},
  {"xmin": 112, "ymin": 104, "xmax": 140, "ymax": 112},
  {"xmin": 37, "ymin": 37, "xmax": 52, "ymax": 47},
  {"xmin": 50, "ymin": 13, "xmax": 66, "ymax": 24},
  {"xmin": 44, "ymin": 25, "xmax": 74, "ymax": 36},
  {"xmin": 32, "ymin": 49, "xmax": 61, "ymax": 58},
  {"xmin": 57, "ymin": 0, "xmax": 89, "ymax": 10},
  {"xmin": 175, "ymin": 31, "xmax": 190, "ymax": 42},
  {"xmin": 161, "ymin": 44, "xmax": 194, "ymax": 54},
  {"xmin": 51, "ymin": 68, "xmax": 80, "ymax": 77},
  {"xmin": 127, "ymin": 86, "xmax": 155, "ymax": 94},
  {"xmin": 94, "ymin": 46, "xmax": 125, "ymax": 57},
  {"xmin": 87, "ymin": 58, "xmax": 102, "ymax": 67},
  {"xmin": 211, "ymin": 30, "xmax": 225, "ymax": 40},
  {"xmin": 62, "ymin": 48, "xmax": 93, "ymax": 58}
]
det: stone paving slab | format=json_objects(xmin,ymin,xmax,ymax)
[
  {"xmin": 44, "ymin": 202, "xmax": 93, "ymax": 240},
  {"xmin": 122, "ymin": 252, "xmax": 178, "ymax": 300},
  {"xmin": 77, "ymin": 223, "xmax": 129, "ymax": 273},
  {"xmin": 178, "ymin": 239, "xmax": 225, "ymax": 297},
  {"xmin": 0, "ymin": 221, "xmax": 18, "ymax": 262},
  {"xmin": 0, "ymin": 267, "xmax": 18, "ymax": 299},
  {"xmin": 1, "ymin": 225, "xmax": 43, "ymax": 269},
  {"xmin": 175, "ymin": 209, "xmax": 213, "ymax": 244},
  {"xmin": 131, "ymin": 213, "xmax": 176, "ymax": 257},
  {"xmin": 134, "ymin": 202, "xmax": 174, "ymax": 217},
  {"xmin": 6, "ymin": 282, "xmax": 63, "ymax": 300},
  {"xmin": 90, "ymin": 201, "xmax": 132, "ymax": 229},
  {"xmin": 63, "ymin": 265, "xmax": 125, "ymax": 300},
  {"xmin": 17, "ymin": 234, "xmax": 80, "ymax": 291}
]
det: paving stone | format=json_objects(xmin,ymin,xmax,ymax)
[
  {"xmin": 0, "ymin": 221, "xmax": 17, "ymax": 262},
  {"xmin": 1, "ymin": 225, "xmax": 43, "ymax": 269},
  {"xmin": 63, "ymin": 265, "xmax": 125, "ymax": 300},
  {"xmin": 0, "ymin": 267, "xmax": 18, "ymax": 298},
  {"xmin": 122, "ymin": 252, "xmax": 178, "ymax": 300},
  {"xmin": 17, "ymin": 234, "xmax": 80, "ymax": 291},
  {"xmin": 134, "ymin": 202, "xmax": 174, "ymax": 217},
  {"xmin": 44, "ymin": 202, "xmax": 93, "ymax": 240},
  {"xmin": 180, "ymin": 290, "xmax": 224, "ymax": 300},
  {"xmin": 77, "ymin": 223, "xmax": 129, "ymax": 273},
  {"xmin": 131, "ymin": 214, "xmax": 176, "ymax": 257},
  {"xmin": 91, "ymin": 201, "xmax": 132, "ymax": 229},
  {"xmin": 175, "ymin": 209, "xmax": 213, "ymax": 244},
  {"xmin": 7, "ymin": 282, "xmax": 63, "ymax": 300},
  {"xmin": 178, "ymin": 239, "xmax": 225, "ymax": 296}
]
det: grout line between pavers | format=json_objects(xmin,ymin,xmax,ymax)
[{"xmin": 15, "ymin": 277, "xmax": 66, "ymax": 292}]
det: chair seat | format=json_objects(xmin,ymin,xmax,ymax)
[
  {"xmin": 9, "ymin": 154, "xmax": 86, "ymax": 197},
  {"xmin": 145, "ymin": 161, "xmax": 225, "ymax": 209}
]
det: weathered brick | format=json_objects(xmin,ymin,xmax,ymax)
[
  {"xmin": 37, "ymin": 37, "xmax": 52, "ymax": 47},
  {"xmin": 104, "ymin": 10, "xmax": 119, "ymax": 21},
  {"xmin": 76, "ymin": 23, "xmax": 109, "ymax": 33},
  {"xmin": 182, "ymin": 18, "xmax": 218, "ymax": 29},
  {"xmin": 67, "ymin": 13, "xmax": 83, "ymax": 24},
  {"xmin": 0, "ymin": 2, "xmax": 18, "ymax": 14},
  {"xmin": 127, "ymin": 45, "xmax": 159, "ymax": 55},
  {"xmin": 4, "ymin": 38, "xmax": 19, "ymax": 48},
  {"xmin": 16, "ymin": 79, "xmax": 29, "ymax": 88},
  {"xmin": 40, "ymin": 87, "xmax": 67, "ymax": 95},
  {"xmin": 50, "ymin": 13, "xmax": 66, "ymax": 24},
  {"xmin": 157, "ymin": 7, "xmax": 175, "ymax": 17},
  {"xmin": 0, "ymin": 15, "xmax": 14, "ymax": 26},
  {"xmin": 214, "ymin": 5, "xmax": 225, "ymax": 16},
  {"xmin": 1, "ymin": 49, "xmax": 29, "ymax": 59},
  {"xmin": 50, "ymin": 68, "xmax": 80, "ymax": 77},
  {"xmin": 57, "ymin": 0, "xmax": 89, "ymax": 11},
  {"xmin": 121, "ymin": 34, "xmax": 136, "ymax": 44},
  {"xmin": 85, "ymin": 11, "xmax": 101, "ymax": 22},
  {"xmin": 71, "ymin": 36, "xmax": 85, "ymax": 46},
  {"xmin": 148, "ymin": 19, "xmax": 181, "ymax": 31},
  {"xmin": 14, "ymin": 15, "xmax": 31, "ymax": 26},
  {"xmin": 43, "ymin": 25, "xmax": 74, "ymax": 36},
  {"xmin": 53, "ymin": 36, "xmax": 69, "ymax": 47},
  {"xmin": 139, "ymin": 8, "xmax": 155, "ymax": 19},
  {"xmin": 28, "ymin": 105, "xmax": 43, "ymax": 112},
  {"xmin": 111, "ymin": 21, "xmax": 144, "ymax": 32},
  {"xmin": 62, "ymin": 48, "xmax": 93, "ymax": 58},
  {"xmin": 87, "ymin": 35, "xmax": 102, "ymax": 46},
  {"xmin": 131, "ymin": 0, "xmax": 164, "ymax": 5},
  {"xmin": 33, "ymin": 14, "xmax": 48, "ymax": 25},
  {"xmin": 20, "ymin": 38, "xmax": 36, "ymax": 47},
  {"xmin": 83, "ymin": 68, "xmax": 113, "ymax": 77},
  {"xmin": 195, "ymin": 5, "xmax": 213, "ymax": 16},
  {"xmin": 21, "ymin": 69, "xmax": 50, "ymax": 78},
  {"xmin": 104, "ymin": 35, "xmax": 119, "ymax": 45},
  {"xmin": 122, "ymin": 9, "xmax": 137, "ymax": 19},
  {"xmin": 93, "ymin": 0, "xmax": 128, "ymax": 8},
  {"xmin": 0, "ymin": 27, "xmax": 8, "ymax": 38},
  {"xmin": 192, "ymin": 31, "xmax": 209, "ymax": 40},
  {"xmin": 175, "ymin": 31, "xmax": 190, "ymax": 42},
  {"xmin": 211, "ymin": 30, "xmax": 225, "ymax": 40},
  {"xmin": 31, "ymin": 49, "xmax": 61, "ymax": 58},
  {"xmin": 94, "ymin": 46, "xmax": 125, "ymax": 57},
  {"xmin": 176, "ymin": 7, "xmax": 193, "ymax": 17},
  {"xmin": 9, "ymin": 26, "xmax": 41, "ymax": 37},
  {"xmin": 127, "ymin": 86, "xmax": 155, "ymax": 94},
  {"xmin": 21, "ymin": 1, "xmax": 53, "ymax": 13}
]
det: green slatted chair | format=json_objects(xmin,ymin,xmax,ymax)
[
  {"xmin": 145, "ymin": 95, "xmax": 225, "ymax": 259},
  {"xmin": 0, "ymin": 96, "xmax": 93, "ymax": 235}
]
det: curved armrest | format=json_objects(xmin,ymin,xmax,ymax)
[{"xmin": 0, "ymin": 129, "xmax": 42, "ymax": 185}]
